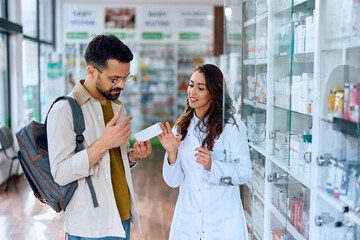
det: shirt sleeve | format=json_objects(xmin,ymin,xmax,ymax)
[
  {"xmin": 162, "ymin": 127, "xmax": 185, "ymax": 188},
  {"xmin": 47, "ymin": 100, "xmax": 92, "ymax": 186},
  {"xmin": 204, "ymin": 120, "xmax": 252, "ymax": 186}
]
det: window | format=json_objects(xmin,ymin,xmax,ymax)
[
  {"xmin": 22, "ymin": 39, "xmax": 39, "ymax": 122},
  {"xmin": 39, "ymin": 0, "xmax": 53, "ymax": 42},
  {"xmin": 0, "ymin": 0, "xmax": 5, "ymax": 18},
  {"xmin": 21, "ymin": 0, "xmax": 37, "ymax": 38},
  {"xmin": 0, "ymin": 33, "xmax": 8, "ymax": 126},
  {"xmin": 21, "ymin": 0, "xmax": 55, "ymax": 122},
  {"xmin": 40, "ymin": 44, "xmax": 54, "ymax": 121}
]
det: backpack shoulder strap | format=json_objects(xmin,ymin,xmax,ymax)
[{"xmin": 47, "ymin": 96, "xmax": 99, "ymax": 208}]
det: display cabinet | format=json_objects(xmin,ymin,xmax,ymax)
[
  {"xmin": 224, "ymin": 0, "xmax": 269, "ymax": 239},
  {"xmin": 313, "ymin": 0, "xmax": 360, "ymax": 239},
  {"xmin": 139, "ymin": 44, "xmax": 176, "ymax": 129},
  {"xmin": 176, "ymin": 44, "xmax": 213, "ymax": 117},
  {"xmin": 224, "ymin": 0, "xmax": 360, "ymax": 239},
  {"xmin": 267, "ymin": 1, "xmax": 315, "ymax": 239}
]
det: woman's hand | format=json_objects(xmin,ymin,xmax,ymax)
[
  {"xmin": 195, "ymin": 147, "xmax": 212, "ymax": 171},
  {"xmin": 131, "ymin": 140, "xmax": 152, "ymax": 161},
  {"xmin": 157, "ymin": 122, "xmax": 182, "ymax": 164}
]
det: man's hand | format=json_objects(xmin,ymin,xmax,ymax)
[
  {"xmin": 88, "ymin": 114, "xmax": 133, "ymax": 170},
  {"xmin": 130, "ymin": 140, "xmax": 152, "ymax": 162},
  {"xmin": 103, "ymin": 113, "xmax": 133, "ymax": 149}
]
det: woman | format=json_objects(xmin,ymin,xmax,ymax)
[{"xmin": 157, "ymin": 64, "xmax": 252, "ymax": 240}]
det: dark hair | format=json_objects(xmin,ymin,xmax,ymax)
[
  {"xmin": 84, "ymin": 34, "xmax": 133, "ymax": 68},
  {"xmin": 175, "ymin": 64, "xmax": 237, "ymax": 151}
]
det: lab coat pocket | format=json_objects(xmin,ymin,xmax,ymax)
[{"xmin": 211, "ymin": 149, "xmax": 225, "ymax": 162}]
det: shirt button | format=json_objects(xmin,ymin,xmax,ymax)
[
  {"xmin": 199, "ymin": 189, "xmax": 201, "ymax": 192},
  {"xmin": 106, "ymin": 174, "xmax": 110, "ymax": 179},
  {"xmin": 98, "ymin": 115, "xmax": 102, "ymax": 120},
  {"xmin": 199, "ymin": 210, "xmax": 202, "ymax": 213},
  {"xmin": 202, "ymin": 231, "xmax": 205, "ymax": 233}
]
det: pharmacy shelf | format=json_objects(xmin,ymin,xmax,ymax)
[
  {"xmin": 316, "ymin": 188, "xmax": 360, "ymax": 226},
  {"xmin": 245, "ymin": 181, "xmax": 252, "ymax": 191},
  {"xmin": 245, "ymin": 211, "xmax": 252, "ymax": 227},
  {"xmin": 256, "ymin": 11, "xmax": 268, "ymax": 23},
  {"xmin": 315, "ymin": 187, "xmax": 348, "ymax": 212},
  {"xmin": 293, "ymin": 52, "xmax": 314, "ymax": 63},
  {"xmin": 244, "ymin": 17, "xmax": 256, "ymax": 27},
  {"xmin": 244, "ymin": 59, "xmax": 255, "ymax": 65},
  {"xmin": 254, "ymin": 189, "xmax": 265, "ymax": 204},
  {"xmin": 249, "ymin": 142, "xmax": 266, "ymax": 157},
  {"xmin": 253, "ymin": 229, "xmax": 262, "ymax": 240},
  {"xmin": 267, "ymin": 154, "xmax": 311, "ymax": 188},
  {"xmin": 274, "ymin": 105, "xmax": 312, "ymax": 118},
  {"xmin": 244, "ymin": 9, "xmax": 267, "ymax": 27},
  {"xmin": 256, "ymin": 57, "xmax": 268, "ymax": 65},
  {"xmin": 244, "ymin": 98, "xmax": 267, "ymax": 110},
  {"xmin": 270, "ymin": 204, "xmax": 306, "ymax": 240},
  {"xmin": 322, "ymin": 43, "xmax": 360, "ymax": 52},
  {"xmin": 273, "ymin": 0, "xmax": 308, "ymax": 15},
  {"xmin": 253, "ymin": 224, "xmax": 264, "ymax": 240}
]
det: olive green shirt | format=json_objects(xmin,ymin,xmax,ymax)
[{"xmin": 101, "ymin": 99, "xmax": 131, "ymax": 221}]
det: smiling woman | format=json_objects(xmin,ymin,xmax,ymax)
[{"xmin": 157, "ymin": 64, "xmax": 252, "ymax": 240}]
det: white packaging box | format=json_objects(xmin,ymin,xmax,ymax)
[
  {"xmin": 291, "ymin": 76, "xmax": 302, "ymax": 112},
  {"xmin": 305, "ymin": 15, "xmax": 314, "ymax": 52},
  {"xmin": 299, "ymin": 80, "xmax": 308, "ymax": 114},
  {"xmin": 290, "ymin": 135, "xmax": 309, "ymax": 174},
  {"xmin": 302, "ymin": 73, "xmax": 314, "ymax": 114}
]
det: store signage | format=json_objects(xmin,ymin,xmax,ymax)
[
  {"xmin": 177, "ymin": 7, "xmax": 213, "ymax": 42},
  {"xmin": 140, "ymin": 7, "xmax": 174, "ymax": 41},
  {"xmin": 179, "ymin": 33, "xmax": 200, "ymax": 40},
  {"xmin": 63, "ymin": 4, "xmax": 102, "ymax": 42},
  {"xmin": 47, "ymin": 63, "xmax": 63, "ymax": 79},
  {"xmin": 104, "ymin": 32, "xmax": 136, "ymax": 41},
  {"xmin": 104, "ymin": 7, "xmax": 137, "ymax": 41},
  {"xmin": 46, "ymin": 61, "xmax": 65, "ymax": 112},
  {"xmin": 230, "ymin": 33, "xmax": 242, "ymax": 41}
]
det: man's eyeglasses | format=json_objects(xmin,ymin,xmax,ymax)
[{"xmin": 94, "ymin": 66, "xmax": 134, "ymax": 87}]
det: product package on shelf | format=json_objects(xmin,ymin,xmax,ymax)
[
  {"xmin": 289, "ymin": 134, "xmax": 312, "ymax": 180},
  {"xmin": 328, "ymin": 83, "xmax": 360, "ymax": 123}
]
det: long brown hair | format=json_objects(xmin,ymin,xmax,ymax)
[{"xmin": 175, "ymin": 64, "xmax": 237, "ymax": 151}]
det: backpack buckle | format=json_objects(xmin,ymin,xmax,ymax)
[{"xmin": 76, "ymin": 134, "xmax": 84, "ymax": 143}]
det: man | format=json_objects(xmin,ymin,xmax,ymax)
[{"xmin": 47, "ymin": 34, "xmax": 152, "ymax": 240}]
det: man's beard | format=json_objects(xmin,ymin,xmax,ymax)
[{"xmin": 96, "ymin": 77, "xmax": 122, "ymax": 100}]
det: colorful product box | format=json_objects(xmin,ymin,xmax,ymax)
[{"xmin": 345, "ymin": 83, "xmax": 359, "ymax": 122}]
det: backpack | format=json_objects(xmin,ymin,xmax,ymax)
[{"xmin": 15, "ymin": 96, "xmax": 99, "ymax": 212}]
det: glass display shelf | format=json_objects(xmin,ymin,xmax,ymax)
[
  {"xmin": 332, "ymin": 117, "xmax": 359, "ymax": 138},
  {"xmin": 244, "ymin": 98, "xmax": 267, "ymax": 110},
  {"xmin": 270, "ymin": 204, "xmax": 306, "ymax": 240},
  {"xmin": 249, "ymin": 142, "xmax": 266, "ymax": 157},
  {"xmin": 268, "ymin": 154, "xmax": 311, "ymax": 188}
]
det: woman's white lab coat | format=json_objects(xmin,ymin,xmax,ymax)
[{"xmin": 163, "ymin": 115, "xmax": 252, "ymax": 240}]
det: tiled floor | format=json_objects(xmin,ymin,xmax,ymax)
[{"xmin": 0, "ymin": 146, "xmax": 178, "ymax": 240}]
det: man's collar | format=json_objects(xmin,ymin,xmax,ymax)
[{"xmin": 72, "ymin": 79, "xmax": 122, "ymax": 106}]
